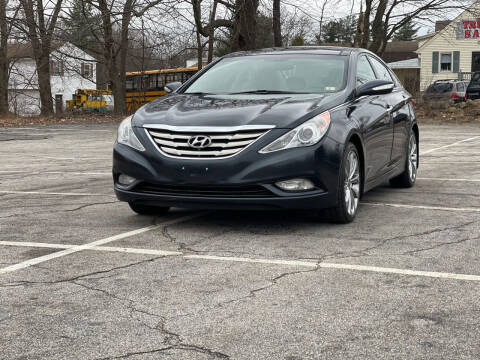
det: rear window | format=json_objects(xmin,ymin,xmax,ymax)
[
  {"xmin": 470, "ymin": 73, "xmax": 480, "ymax": 86},
  {"xmin": 426, "ymin": 83, "xmax": 453, "ymax": 93}
]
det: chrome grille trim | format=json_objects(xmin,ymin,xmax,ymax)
[{"xmin": 143, "ymin": 125, "xmax": 275, "ymax": 160}]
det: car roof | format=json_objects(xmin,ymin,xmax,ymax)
[{"xmin": 224, "ymin": 46, "xmax": 361, "ymax": 58}]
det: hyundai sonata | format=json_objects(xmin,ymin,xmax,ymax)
[{"xmin": 113, "ymin": 47, "xmax": 419, "ymax": 223}]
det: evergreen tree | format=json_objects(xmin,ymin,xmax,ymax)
[
  {"xmin": 62, "ymin": 0, "xmax": 102, "ymax": 52},
  {"xmin": 319, "ymin": 15, "xmax": 357, "ymax": 44},
  {"xmin": 392, "ymin": 20, "xmax": 418, "ymax": 41}
]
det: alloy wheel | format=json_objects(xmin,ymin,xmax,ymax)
[
  {"xmin": 408, "ymin": 134, "xmax": 418, "ymax": 183},
  {"xmin": 344, "ymin": 150, "xmax": 360, "ymax": 216}
]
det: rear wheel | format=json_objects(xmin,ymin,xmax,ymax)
[
  {"xmin": 390, "ymin": 132, "xmax": 418, "ymax": 188},
  {"xmin": 128, "ymin": 203, "xmax": 170, "ymax": 215},
  {"xmin": 327, "ymin": 143, "xmax": 361, "ymax": 224}
]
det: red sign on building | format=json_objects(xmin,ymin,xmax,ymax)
[{"xmin": 458, "ymin": 20, "xmax": 480, "ymax": 39}]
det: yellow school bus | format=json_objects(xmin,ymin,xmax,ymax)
[{"xmin": 125, "ymin": 66, "xmax": 198, "ymax": 113}]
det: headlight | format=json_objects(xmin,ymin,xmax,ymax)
[
  {"xmin": 259, "ymin": 112, "xmax": 331, "ymax": 154},
  {"xmin": 117, "ymin": 115, "xmax": 145, "ymax": 151}
]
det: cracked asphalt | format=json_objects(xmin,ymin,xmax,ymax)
[{"xmin": 0, "ymin": 122, "xmax": 479, "ymax": 359}]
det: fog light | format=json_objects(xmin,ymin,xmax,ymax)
[
  {"xmin": 118, "ymin": 174, "xmax": 136, "ymax": 186},
  {"xmin": 275, "ymin": 178, "xmax": 315, "ymax": 191}
]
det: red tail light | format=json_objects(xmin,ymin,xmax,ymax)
[
  {"xmin": 451, "ymin": 92, "xmax": 459, "ymax": 99},
  {"xmin": 411, "ymin": 98, "xmax": 416, "ymax": 108},
  {"xmin": 465, "ymin": 93, "xmax": 468, "ymax": 99}
]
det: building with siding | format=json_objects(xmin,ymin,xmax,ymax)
[
  {"xmin": 416, "ymin": 2, "xmax": 480, "ymax": 90},
  {"xmin": 7, "ymin": 42, "xmax": 96, "ymax": 116}
]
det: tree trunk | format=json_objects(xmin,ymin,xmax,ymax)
[
  {"xmin": 368, "ymin": 0, "xmax": 387, "ymax": 54},
  {"xmin": 196, "ymin": 30, "xmax": 203, "ymax": 70},
  {"xmin": 36, "ymin": 53, "xmax": 54, "ymax": 115},
  {"xmin": 19, "ymin": 0, "xmax": 63, "ymax": 116},
  {"xmin": 360, "ymin": 0, "xmax": 372, "ymax": 48},
  {"xmin": 0, "ymin": 0, "xmax": 8, "ymax": 115},
  {"xmin": 232, "ymin": 0, "xmax": 259, "ymax": 51},
  {"xmin": 273, "ymin": 0, "xmax": 281, "ymax": 47},
  {"xmin": 207, "ymin": 0, "xmax": 218, "ymax": 63},
  {"xmin": 98, "ymin": 0, "xmax": 127, "ymax": 115}
]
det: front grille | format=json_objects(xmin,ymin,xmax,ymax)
[
  {"xmin": 135, "ymin": 183, "xmax": 275, "ymax": 198},
  {"xmin": 145, "ymin": 126, "xmax": 272, "ymax": 159}
]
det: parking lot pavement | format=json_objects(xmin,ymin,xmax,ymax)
[{"xmin": 0, "ymin": 123, "xmax": 479, "ymax": 359}]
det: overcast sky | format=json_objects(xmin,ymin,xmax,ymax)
[{"xmin": 280, "ymin": 0, "xmax": 471, "ymax": 37}]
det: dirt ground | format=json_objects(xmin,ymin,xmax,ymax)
[
  {"xmin": 417, "ymin": 100, "xmax": 480, "ymax": 125},
  {"xmin": 1, "ymin": 103, "xmax": 478, "ymax": 128},
  {"xmin": 0, "ymin": 113, "xmax": 124, "ymax": 127}
]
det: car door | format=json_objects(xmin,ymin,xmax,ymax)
[
  {"xmin": 368, "ymin": 56, "xmax": 409, "ymax": 168},
  {"xmin": 352, "ymin": 55, "xmax": 394, "ymax": 182}
]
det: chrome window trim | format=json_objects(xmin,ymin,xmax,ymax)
[{"xmin": 143, "ymin": 125, "xmax": 274, "ymax": 160}]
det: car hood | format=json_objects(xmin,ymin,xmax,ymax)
[{"xmin": 132, "ymin": 92, "xmax": 345, "ymax": 129}]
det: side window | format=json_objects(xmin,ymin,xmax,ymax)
[
  {"xmin": 369, "ymin": 56, "xmax": 394, "ymax": 82},
  {"xmin": 356, "ymin": 56, "xmax": 376, "ymax": 86}
]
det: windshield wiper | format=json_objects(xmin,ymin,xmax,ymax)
[
  {"xmin": 228, "ymin": 90, "xmax": 307, "ymax": 95},
  {"xmin": 183, "ymin": 92, "xmax": 213, "ymax": 95}
]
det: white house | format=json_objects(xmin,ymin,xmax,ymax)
[
  {"xmin": 7, "ymin": 42, "xmax": 97, "ymax": 116},
  {"xmin": 416, "ymin": 2, "xmax": 480, "ymax": 90}
]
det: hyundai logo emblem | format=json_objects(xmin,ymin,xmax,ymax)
[{"xmin": 188, "ymin": 135, "xmax": 212, "ymax": 149}]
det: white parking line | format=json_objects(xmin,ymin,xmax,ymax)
[
  {"xmin": 365, "ymin": 202, "xmax": 480, "ymax": 213},
  {"xmin": 36, "ymin": 156, "xmax": 112, "ymax": 161},
  {"xmin": 0, "ymin": 171, "xmax": 111, "ymax": 176},
  {"xmin": 1, "ymin": 240, "xmax": 480, "ymax": 281},
  {"xmin": 0, "ymin": 127, "xmax": 112, "ymax": 132},
  {"xmin": 420, "ymin": 136, "xmax": 480, "ymax": 155},
  {"xmin": 417, "ymin": 177, "xmax": 480, "ymax": 182},
  {"xmin": 0, "ymin": 241, "xmax": 183, "ymax": 256},
  {"xmin": 0, "ymin": 212, "xmax": 207, "ymax": 275},
  {"xmin": 0, "ymin": 190, "xmax": 113, "ymax": 196}
]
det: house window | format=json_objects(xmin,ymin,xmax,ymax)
[
  {"xmin": 440, "ymin": 53, "xmax": 452, "ymax": 71},
  {"xmin": 50, "ymin": 60, "xmax": 64, "ymax": 76},
  {"xmin": 81, "ymin": 63, "xmax": 94, "ymax": 79}
]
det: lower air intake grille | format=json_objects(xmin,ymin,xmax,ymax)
[
  {"xmin": 134, "ymin": 183, "xmax": 275, "ymax": 198},
  {"xmin": 145, "ymin": 126, "xmax": 272, "ymax": 159}
]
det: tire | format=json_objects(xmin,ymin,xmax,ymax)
[
  {"xmin": 389, "ymin": 132, "xmax": 418, "ymax": 188},
  {"xmin": 327, "ymin": 142, "xmax": 361, "ymax": 224},
  {"xmin": 128, "ymin": 202, "xmax": 170, "ymax": 215}
]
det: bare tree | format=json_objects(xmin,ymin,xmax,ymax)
[
  {"xmin": 272, "ymin": 0, "xmax": 281, "ymax": 46},
  {"xmin": 0, "ymin": 0, "xmax": 9, "ymax": 114},
  {"xmin": 192, "ymin": 0, "xmax": 233, "ymax": 64},
  {"xmin": 232, "ymin": 0, "xmax": 259, "ymax": 51},
  {"xmin": 317, "ymin": 0, "xmax": 328, "ymax": 44},
  {"xmin": 85, "ymin": 0, "xmax": 166, "ymax": 114},
  {"xmin": 354, "ymin": 0, "xmax": 471, "ymax": 55},
  {"xmin": 18, "ymin": 0, "xmax": 64, "ymax": 116}
]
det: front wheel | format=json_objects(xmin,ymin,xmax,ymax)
[
  {"xmin": 327, "ymin": 143, "xmax": 361, "ymax": 224},
  {"xmin": 390, "ymin": 132, "xmax": 418, "ymax": 188}
]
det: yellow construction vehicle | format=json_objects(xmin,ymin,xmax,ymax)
[{"xmin": 66, "ymin": 89, "xmax": 113, "ymax": 112}]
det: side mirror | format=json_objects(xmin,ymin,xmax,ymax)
[
  {"xmin": 356, "ymin": 80, "xmax": 394, "ymax": 98},
  {"xmin": 165, "ymin": 81, "xmax": 182, "ymax": 93}
]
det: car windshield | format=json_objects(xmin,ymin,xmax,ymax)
[
  {"xmin": 183, "ymin": 54, "xmax": 347, "ymax": 95},
  {"xmin": 426, "ymin": 82, "xmax": 453, "ymax": 93}
]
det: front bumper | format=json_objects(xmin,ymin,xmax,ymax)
[{"xmin": 113, "ymin": 128, "xmax": 342, "ymax": 210}]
